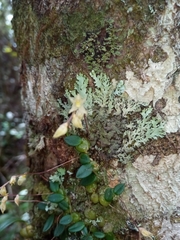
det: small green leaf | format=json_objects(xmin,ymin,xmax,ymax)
[
  {"xmin": 104, "ymin": 188, "xmax": 114, "ymax": 202},
  {"xmin": 105, "ymin": 232, "xmax": 115, "ymax": 240},
  {"xmin": 81, "ymin": 226, "xmax": 88, "ymax": 235},
  {"xmin": 68, "ymin": 221, "xmax": 85, "ymax": 233},
  {"xmin": 81, "ymin": 236, "xmax": 93, "ymax": 240},
  {"xmin": 0, "ymin": 216, "xmax": 22, "ymax": 232},
  {"xmin": 76, "ymin": 164, "xmax": 93, "ymax": 178},
  {"xmin": 80, "ymin": 153, "xmax": 91, "ymax": 164},
  {"xmin": 113, "ymin": 183, "xmax": 125, "ymax": 195},
  {"xmin": 48, "ymin": 193, "xmax": 64, "ymax": 203},
  {"xmin": 58, "ymin": 199, "xmax": 69, "ymax": 211},
  {"xmin": 64, "ymin": 135, "xmax": 82, "ymax": 146},
  {"xmin": 59, "ymin": 215, "xmax": 73, "ymax": 225},
  {"xmin": 37, "ymin": 202, "xmax": 47, "ymax": 210},
  {"xmin": 43, "ymin": 214, "xmax": 55, "ymax": 232},
  {"xmin": 54, "ymin": 223, "xmax": 65, "ymax": 237},
  {"xmin": 80, "ymin": 173, "xmax": 97, "ymax": 186},
  {"xmin": 93, "ymin": 231, "xmax": 105, "ymax": 238},
  {"xmin": 75, "ymin": 138, "xmax": 90, "ymax": 153},
  {"xmin": 49, "ymin": 181, "xmax": 59, "ymax": 192}
]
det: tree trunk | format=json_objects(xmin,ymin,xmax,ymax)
[{"xmin": 12, "ymin": 0, "xmax": 180, "ymax": 239}]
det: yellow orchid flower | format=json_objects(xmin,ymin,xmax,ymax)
[
  {"xmin": 139, "ymin": 227, "xmax": 154, "ymax": 238},
  {"xmin": 0, "ymin": 186, "xmax": 7, "ymax": 197},
  {"xmin": 53, "ymin": 122, "xmax": 68, "ymax": 138},
  {"xmin": 17, "ymin": 174, "xmax": 27, "ymax": 186},
  {"xmin": 9, "ymin": 176, "xmax": 16, "ymax": 185},
  {"xmin": 72, "ymin": 113, "xmax": 83, "ymax": 128},
  {"xmin": 0, "ymin": 195, "xmax": 8, "ymax": 213},
  {"xmin": 76, "ymin": 106, "xmax": 87, "ymax": 119},
  {"xmin": 69, "ymin": 94, "xmax": 86, "ymax": 114},
  {"xmin": 14, "ymin": 194, "xmax": 20, "ymax": 206}
]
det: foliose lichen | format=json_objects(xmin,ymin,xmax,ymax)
[
  {"xmin": 58, "ymin": 71, "xmax": 165, "ymax": 163},
  {"xmin": 74, "ymin": 19, "xmax": 122, "ymax": 72}
]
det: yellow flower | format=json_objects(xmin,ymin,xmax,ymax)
[
  {"xmin": 72, "ymin": 113, "xmax": 83, "ymax": 128},
  {"xmin": 76, "ymin": 106, "xmax": 87, "ymax": 119},
  {"xmin": 53, "ymin": 122, "xmax": 68, "ymax": 138},
  {"xmin": 139, "ymin": 227, "xmax": 154, "ymax": 238},
  {"xmin": 17, "ymin": 174, "xmax": 27, "ymax": 186},
  {"xmin": 0, "ymin": 186, "xmax": 7, "ymax": 197},
  {"xmin": 14, "ymin": 194, "xmax": 20, "ymax": 206},
  {"xmin": 0, "ymin": 195, "xmax": 8, "ymax": 213},
  {"xmin": 69, "ymin": 94, "xmax": 85, "ymax": 114},
  {"xmin": 9, "ymin": 176, "xmax": 17, "ymax": 185}
]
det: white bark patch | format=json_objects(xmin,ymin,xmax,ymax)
[
  {"xmin": 121, "ymin": 154, "xmax": 180, "ymax": 220},
  {"xmin": 158, "ymin": 218, "xmax": 180, "ymax": 240},
  {"xmin": 25, "ymin": 65, "xmax": 56, "ymax": 118},
  {"xmin": 124, "ymin": 0, "xmax": 180, "ymax": 133},
  {"xmin": 125, "ymin": 48, "xmax": 175, "ymax": 104},
  {"xmin": 162, "ymin": 85, "xmax": 180, "ymax": 133},
  {"xmin": 121, "ymin": 3, "xmax": 180, "ymax": 235},
  {"xmin": 120, "ymin": 154, "xmax": 180, "ymax": 238}
]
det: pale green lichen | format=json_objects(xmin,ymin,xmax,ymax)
[
  {"xmin": 74, "ymin": 20, "xmax": 122, "ymax": 72},
  {"xmin": 49, "ymin": 168, "xmax": 66, "ymax": 184},
  {"xmin": 58, "ymin": 71, "xmax": 165, "ymax": 163}
]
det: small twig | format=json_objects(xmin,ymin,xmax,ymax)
[
  {"xmin": 84, "ymin": 114, "xmax": 89, "ymax": 136},
  {"xmin": 0, "ymin": 157, "xmax": 78, "ymax": 190},
  {"xmin": 32, "ymin": 157, "xmax": 78, "ymax": 176}
]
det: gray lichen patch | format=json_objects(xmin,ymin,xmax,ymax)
[{"xmin": 57, "ymin": 71, "xmax": 165, "ymax": 164}]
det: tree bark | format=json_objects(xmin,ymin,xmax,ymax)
[{"xmin": 12, "ymin": 0, "xmax": 180, "ymax": 239}]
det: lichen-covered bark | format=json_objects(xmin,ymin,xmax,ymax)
[{"xmin": 12, "ymin": 0, "xmax": 180, "ymax": 239}]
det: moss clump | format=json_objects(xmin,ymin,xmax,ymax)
[
  {"xmin": 12, "ymin": 1, "xmax": 106, "ymax": 64},
  {"xmin": 12, "ymin": 0, "xmax": 166, "ymax": 68},
  {"xmin": 74, "ymin": 20, "xmax": 122, "ymax": 72}
]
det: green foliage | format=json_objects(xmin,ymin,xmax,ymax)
[
  {"xmin": 104, "ymin": 188, "xmax": 114, "ymax": 202},
  {"xmin": 58, "ymin": 70, "xmax": 165, "ymax": 163},
  {"xmin": 68, "ymin": 221, "xmax": 85, "ymax": 233},
  {"xmin": 80, "ymin": 153, "xmax": 91, "ymax": 164},
  {"xmin": 42, "ymin": 214, "xmax": 55, "ymax": 232},
  {"xmin": 49, "ymin": 181, "xmax": 59, "ymax": 193},
  {"xmin": 58, "ymin": 200, "xmax": 69, "ymax": 211},
  {"xmin": 60, "ymin": 215, "xmax": 73, "ymax": 225},
  {"xmin": 113, "ymin": 183, "xmax": 125, "ymax": 195},
  {"xmin": 104, "ymin": 184, "xmax": 125, "ymax": 203},
  {"xmin": 93, "ymin": 231, "xmax": 105, "ymax": 238},
  {"xmin": 80, "ymin": 173, "xmax": 97, "ymax": 186},
  {"xmin": 76, "ymin": 164, "xmax": 93, "ymax": 179},
  {"xmin": 75, "ymin": 138, "xmax": 90, "ymax": 153},
  {"xmin": 64, "ymin": 135, "xmax": 82, "ymax": 146},
  {"xmin": 0, "ymin": 215, "xmax": 22, "ymax": 232},
  {"xmin": 37, "ymin": 135, "xmax": 125, "ymax": 239},
  {"xmin": 54, "ymin": 224, "xmax": 65, "ymax": 237},
  {"xmin": 47, "ymin": 193, "xmax": 64, "ymax": 203}
]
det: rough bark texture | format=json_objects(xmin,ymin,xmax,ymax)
[{"xmin": 12, "ymin": 0, "xmax": 180, "ymax": 239}]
